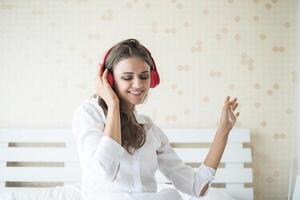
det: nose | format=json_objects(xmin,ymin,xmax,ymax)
[{"xmin": 132, "ymin": 77, "xmax": 143, "ymax": 88}]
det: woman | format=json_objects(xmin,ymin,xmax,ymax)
[{"xmin": 72, "ymin": 39, "xmax": 239, "ymax": 200}]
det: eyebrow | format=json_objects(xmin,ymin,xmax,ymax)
[{"xmin": 122, "ymin": 71, "xmax": 150, "ymax": 75}]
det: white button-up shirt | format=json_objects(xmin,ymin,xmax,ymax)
[{"xmin": 72, "ymin": 96, "xmax": 215, "ymax": 200}]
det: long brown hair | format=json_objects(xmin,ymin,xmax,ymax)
[{"xmin": 95, "ymin": 39, "xmax": 154, "ymax": 155}]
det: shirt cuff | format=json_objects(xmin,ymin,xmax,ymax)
[
  {"xmin": 201, "ymin": 163, "xmax": 216, "ymax": 176},
  {"xmin": 194, "ymin": 163, "xmax": 216, "ymax": 197},
  {"xmin": 94, "ymin": 136, "xmax": 125, "ymax": 162}
]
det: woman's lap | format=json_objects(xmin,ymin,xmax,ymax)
[
  {"xmin": 130, "ymin": 188, "xmax": 183, "ymax": 200},
  {"xmin": 96, "ymin": 188, "xmax": 183, "ymax": 200}
]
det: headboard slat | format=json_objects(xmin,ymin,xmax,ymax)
[
  {"xmin": 164, "ymin": 129, "xmax": 250, "ymax": 143},
  {"xmin": 0, "ymin": 167, "xmax": 80, "ymax": 182}
]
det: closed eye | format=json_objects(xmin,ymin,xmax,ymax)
[
  {"xmin": 140, "ymin": 75, "xmax": 149, "ymax": 80},
  {"xmin": 122, "ymin": 75, "xmax": 149, "ymax": 80}
]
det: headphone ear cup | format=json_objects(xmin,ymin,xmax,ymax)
[
  {"xmin": 107, "ymin": 71, "xmax": 114, "ymax": 87},
  {"xmin": 150, "ymin": 70, "xmax": 160, "ymax": 88},
  {"xmin": 99, "ymin": 63, "xmax": 114, "ymax": 88}
]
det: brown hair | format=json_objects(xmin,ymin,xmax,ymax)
[{"xmin": 95, "ymin": 39, "xmax": 154, "ymax": 154}]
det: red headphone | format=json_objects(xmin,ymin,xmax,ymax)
[{"xmin": 99, "ymin": 46, "xmax": 160, "ymax": 88}]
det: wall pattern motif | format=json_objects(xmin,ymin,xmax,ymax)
[{"xmin": 0, "ymin": 0, "xmax": 296, "ymax": 199}]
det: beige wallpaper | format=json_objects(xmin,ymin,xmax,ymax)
[{"xmin": 0, "ymin": 0, "xmax": 296, "ymax": 199}]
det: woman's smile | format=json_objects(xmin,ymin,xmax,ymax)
[{"xmin": 128, "ymin": 90, "xmax": 144, "ymax": 97}]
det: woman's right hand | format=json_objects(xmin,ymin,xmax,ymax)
[{"xmin": 95, "ymin": 63, "xmax": 119, "ymax": 108}]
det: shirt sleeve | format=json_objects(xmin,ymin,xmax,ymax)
[
  {"xmin": 72, "ymin": 100, "xmax": 125, "ymax": 182},
  {"xmin": 154, "ymin": 124, "xmax": 215, "ymax": 198}
]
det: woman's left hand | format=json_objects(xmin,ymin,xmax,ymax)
[{"xmin": 218, "ymin": 96, "xmax": 240, "ymax": 133}]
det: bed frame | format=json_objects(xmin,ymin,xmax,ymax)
[{"xmin": 0, "ymin": 128, "xmax": 253, "ymax": 200}]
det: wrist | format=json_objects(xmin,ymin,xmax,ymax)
[
  {"xmin": 107, "ymin": 100, "xmax": 120, "ymax": 110},
  {"xmin": 107, "ymin": 97, "xmax": 119, "ymax": 106},
  {"xmin": 216, "ymin": 125, "xmax": 231, "ymax": 136}
]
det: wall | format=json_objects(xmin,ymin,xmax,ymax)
[{"xmin": 0, "ymin": 0, "xmax": 296, "ymax": 199}]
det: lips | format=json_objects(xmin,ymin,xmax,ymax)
[{"xmin": 128, "ymin": 90, "xmax": 143, "ymax": 96}]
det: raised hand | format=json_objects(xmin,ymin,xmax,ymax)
[
  {"xmin": 94, "ymin": 63, "xmax": 119, "ymax": 108},
  {"xmin": 218, "ymin": 96, "xmax": 240, "ymax": 132}
]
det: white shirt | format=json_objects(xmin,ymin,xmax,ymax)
[{"xmin": 72, "ymin": 96, "xmax": 215, "ymax": 200}]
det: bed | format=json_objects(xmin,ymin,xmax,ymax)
[{"xmin": 0, "ymin": 128, "xmax": 253, "ymax": 200}]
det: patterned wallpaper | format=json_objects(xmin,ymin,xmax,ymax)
[{"xmin": 0, "ymin": 0, "xmax": 296, "ymax": 199}]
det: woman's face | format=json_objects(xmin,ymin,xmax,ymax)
[{"xmin": 112, "ymin": 57, "xmax": 151, "ymax": 110}]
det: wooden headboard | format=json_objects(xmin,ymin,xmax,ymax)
[{"xmin": 0, "ymin": 128, "xmax": 253, "ymax": 200}]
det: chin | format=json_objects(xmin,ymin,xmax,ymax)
[
  {"xmin": 129, "ymin": 100, "xmax": 142, "ymax": 106},
  {"xmin": 120, "ymin": 92, "xmax": 147, "ymax": 107},
  {"xmin": 127, "ymin": 94, "xmax": 147, "ymax": 104}
]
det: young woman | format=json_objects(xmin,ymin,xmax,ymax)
[{"xmin": 72, "ymin": 39, "xmax": 240, "ymax": 200}]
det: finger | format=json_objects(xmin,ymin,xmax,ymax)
[
  {"xmin": 229, "ymin": 106, "xmax": 240, "ymax": 117},
  {"xmin": 102, "ymin": 68, "xmax": 109, "ymax": 83},
  {"xmin": 96, "ymin": 69, "xmax": 103, "ymax": 81},
  {"xmin": 232, "ymin": 102, "xmax": 238, "ymax": 110},
  {"xmin": 229, "ymin": 105, "xmax": 235, "ymax": 114},
  {"xmin": 224, "ymin": 96, "xmax": 230, "ymax": 104},
  {"xmin": 229, "ymin": 105, "xmax": 238, "ymax": 116},
  {"xmin": 229, "ymin": 97, "xmax": 237, "ymax": 105},
  {"xmin": 228, "ymin": 109, "xmax": 236, "ymax": 124},
  {"xmin": 102, "ymin": 68, "xmax": 107, "ymax": 78},
  {"xmin": 96, "ymin": 69, "xmax": 104, "ymax": 80},
  {"xmin": 98, "ymin": 63, "xmax": 104, "ymax": 75}
]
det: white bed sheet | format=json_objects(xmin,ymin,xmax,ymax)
[{"xmin": 0, "ymin": 184, "xmax": 237, "ymax": 200}]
